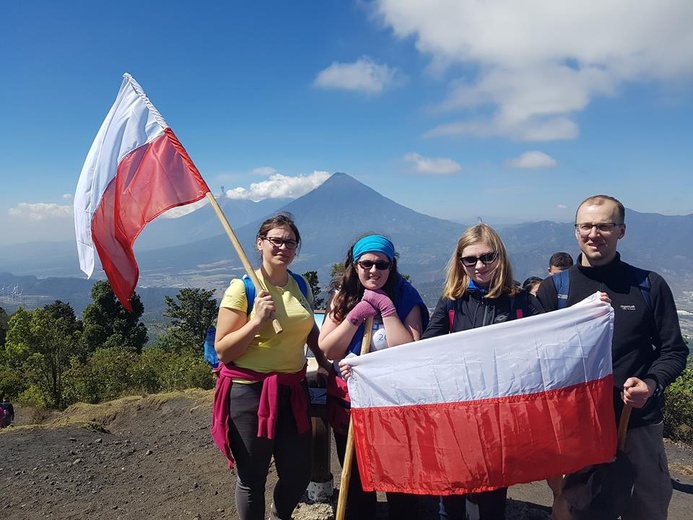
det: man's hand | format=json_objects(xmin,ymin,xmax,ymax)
[{"xmin": 622, "ymin": 377, "xmax": 656, "ymax": 408}]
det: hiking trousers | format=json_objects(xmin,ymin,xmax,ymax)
[
  {"xmin": 621, "ymin": 421, "xmax": 672, "ymax": 520},
  {"xmin": 228, "ymin": 381, "xmax": 312, "ymax": 520}
]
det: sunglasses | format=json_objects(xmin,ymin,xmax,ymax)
[
  {"xmin": 356, "ymin": 260, "xmax": 391, "ymax": 271},
  {"xmin": 460, "ymin": 252, "xmax": 498, "ymax": 267}
]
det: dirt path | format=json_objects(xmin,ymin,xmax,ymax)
[{"xmin": 1, "ymin": 391, "xmax": 691, "ymax": 519}]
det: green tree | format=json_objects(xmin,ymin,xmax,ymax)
[
  {"xmin": 4, "ymin": 302, "xmax": 81, "ymax": 408},
  {"xmin": 81, "ymin": 281, "xmax": 148, "ymax": 354},
  {"xmin": 164, "ymin": 288, "xmax": 218, "ymax": 345},
  {"xmin": 302, "ymin": 271, "xmax": 324, "ymax": 310},
  {"xmin": 4, "ymin": 307, "xmax": 33, "ymax": 370},
  {"xmin": 330, "ymin": 263, "xmax": 345, "ymax": 279},
  {"xmin": 0, "ymin": 366, "xmax": 23, "ymax": 400}
]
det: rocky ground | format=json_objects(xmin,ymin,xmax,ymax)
[{"xmin": 1, "ymin": 390, "xmax": 691, "ymax": 519}]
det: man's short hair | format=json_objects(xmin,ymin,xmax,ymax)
[
  {"xmin": 575, "ymin": 195, "xmax": 626, "ymax": 224},
  {"xmin": 549, "ymin": 252, "xmax": 574, "ymax": 269}
]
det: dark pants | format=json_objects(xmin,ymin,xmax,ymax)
[
  {"xmin": 439, "ymin": 488, "xmax": 507, "ymax": 520},
  {"xmin": 334, "ymin": 430, "xmax": 420, "ymax": 520},
  {"xmin": 228, "ymin": 381, "xmax": 312, "ymax": 520}
]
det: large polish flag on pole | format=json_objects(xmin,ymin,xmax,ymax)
[
  {"xmin": 346, "ymin": 293, "xmax": 617, "ymax": 495},
  {"xmin": 74, "ymin": 74, "xmax": 210, "ymax": 311}
]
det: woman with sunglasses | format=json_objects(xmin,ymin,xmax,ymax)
[
  {"xmin": 211, "ymin": 212, "xmax": 330, "ymax": 520},
  {"xmin": 319, "ymin": 234, "xmax": 429, "ymax": 520},
  {"xmin": 422, "ymin": 223, "xmax": 543, "ymax": 520}
]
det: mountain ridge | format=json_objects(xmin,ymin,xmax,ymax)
[{"xmin": 1, "ymin": 173, "xmax": 692, "ymax": 318}]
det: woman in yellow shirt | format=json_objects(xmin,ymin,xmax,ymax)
[{"xmin": 211, "ymin": 212, "xmax": 329, "ymax": 520}]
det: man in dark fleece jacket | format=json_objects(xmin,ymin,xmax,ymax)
[{"xmin": 536, "ymin": 194, "xmax": 688, "ymax": 520}]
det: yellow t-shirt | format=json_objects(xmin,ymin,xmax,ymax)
[{"xmin": 220, "ymin": 271, "xmax": 314, "ymax": 374}]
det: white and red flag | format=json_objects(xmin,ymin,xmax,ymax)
[
  {"xmin": 74, "ymin": 74, "xmax": 210, "ymax": 310},
  {"xmin": 345, "ymin": 293, "xmax": 616, "ymax": 495}
]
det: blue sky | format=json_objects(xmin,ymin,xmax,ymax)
[{"xmin": 2, "ymin": 1, "xmax": 692, "ymax": 246}]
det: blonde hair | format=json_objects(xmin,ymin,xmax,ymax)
[{"xmin": 442, "ymin": 223, "xmax": 517, "ymax": 300}]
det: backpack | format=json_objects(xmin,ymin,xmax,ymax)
[
  {"xmin": 242, "ymin": 270, "xmax": 309, "ymax": 314},
  {"xmin": 553, "ymin": 266, "xmax": 651, "ymax": 310},
  {"xmin": 204, "ymin": 272, "xmax": 310, "ymax": 368},
  {"xmin": 203, "ymin": 323, "xmax": 219, "ymax": 368}
]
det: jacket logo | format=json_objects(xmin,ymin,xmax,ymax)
[{"xmin": 620, "ymin": 305, "xmax": 636, "ymax": 311}]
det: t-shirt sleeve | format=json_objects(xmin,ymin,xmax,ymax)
[{"xmin": 220, "ymin": 278, "xmax": 248, "ymax": 313}]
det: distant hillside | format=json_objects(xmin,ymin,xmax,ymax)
[
  {"xmin": 131, "ymin": 172, "xmax": 467, "ymax": 291},
  {"xmin": 1, "ymin": 172, "xmax": 692, "ymax": 318}
]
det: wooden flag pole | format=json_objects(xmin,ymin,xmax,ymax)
[
  {"xmin": 335, "ymin": 316, "xmax": 374, "ymax": 520},
  {"xmin": 205, "ymin": 192, "xmax": 282, "ymax": 334}
]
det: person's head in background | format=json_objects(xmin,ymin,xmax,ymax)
[
  {"xmin": 548, "ymin": 251, "xmax": 574, "ymax": 275},
  {"xmin": 522, "ymin": 276, "xmax": 543, "ymax": 296}
]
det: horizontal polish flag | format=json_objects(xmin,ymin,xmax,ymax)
[
  {"xmin": 74, "ymin": 74, "xmax": 210, "ymax": 310},
  {"xmin": 346, "ymin": 293, "xmax": 616, "ymax": 495}
]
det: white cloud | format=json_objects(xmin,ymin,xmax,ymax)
[
  {"xmin": 226, "ymin": 171, "xmax": 331, "ymax": 201},
  {"xmin": 160, "ymin": 198, "xmax": 209, "ymax": 219},
  {"xmin": 506, "ymin": 151, "xmax": 558, "ymax": 169},
  {"xmin": 314, "ymin": 56, "xmax": 403, "ymax": 93},
  {"xmin": 251, "ymin": 166, "xmax": 277, "ymax": 176},
  {"xmin": 9, "ymin": 202, "xmax": 72, "ymax": 221},
  {"xmin": 62, "ymin": 193, "xmax": 73, "ymax": 201},
  {"xmin": 556, "ymin": 204, "xmax": 568, "ymax": 210},
  {"xmin": 403, "ymin": 152, "xmax": 461, "ymax": 174},
  {"xmin": 374, "ymin": 0, "xmax": 693, "ymax": 140}
]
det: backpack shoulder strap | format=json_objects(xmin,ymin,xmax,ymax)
[
  {"xmin": 553, "ymin": 270, "xmax": 570, "ymax": 309},
  {"xmin": 509, "ymin": 290, "xmax": 529, "ymax": 319},
  {"xmin": 629, "ymin": 265, "xmax": 652, "ymax": 310},
  {"xmin": 242, "ymin": 275, "xmax": 256, "ymax": 315},
  {"xmin": 446, "ymin": 299, "xmax": 455, "ymax": 333},
  {"xmin": 288, "ymin": 270, "xmax": 309, "ymax": 299},
  {"xmin": 243, "ymin": 271, "xmax": 309, "ymax": 315}
]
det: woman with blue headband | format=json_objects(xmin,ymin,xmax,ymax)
[{"xmin": 319, "ymin": 234, "xmax": 429, "ymax": 520}]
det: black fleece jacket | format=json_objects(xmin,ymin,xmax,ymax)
[
  {"xmin": 422, "ymin": 288, "xmax": 543, "ymax": 339},
  {"xmin": 536, "ymin": 252, "xmax": 688, "ymax": 428}
]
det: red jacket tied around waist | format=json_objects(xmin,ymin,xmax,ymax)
[{"xmin": 210, "ymin": 363, "xmax": 309, "ymax": 468}]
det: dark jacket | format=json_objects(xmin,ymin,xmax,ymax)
[
  {"xmin": 536, "ymin": 253, "xmax": 688, "ymax": 428},
  {"xmin": 422, "ymin": 286, "xmax": 543, "ymax": 339}
]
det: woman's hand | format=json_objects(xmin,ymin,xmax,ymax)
[
  {"xmin": 254, "ymin": 290, "xmax": 276, "ymax": 321},
  {"xmin": 362, "ymin": 289, "xmax": 396, "ymax": 318},
  {"xmin": 338, "ymin": 358, "xmax": 353, "ymax": 380},
  {"xmin": 346, "ymin": 300, "xmax": 378, "ymax": 326}
]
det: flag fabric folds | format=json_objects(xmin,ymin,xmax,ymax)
[
  {"xmin": 346, "ymin": 293, "xmax": 617, "ymax": 495},
  {"xmin": 74, "ymin": 74, "xmax": 210, "ymax": 310}
]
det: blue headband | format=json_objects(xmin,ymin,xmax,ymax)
[{"xmin": 352, "ymin": 234, "xmax": 395, "ymax": 262}]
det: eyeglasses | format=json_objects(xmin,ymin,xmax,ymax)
[
  {"xmin": 262, "ymin": 236, "xmax": 298, "ymax": 250},
  {"xmin": 460, "ymin": 252, "xmax": 498, "ymax": 267},
  {"xmin": 356, "ymin": 260, "xmax": 391, "ymax": 271},
  {"xmin": 574, "ymin": 222, "xmax": 623, "ymax": 237}
]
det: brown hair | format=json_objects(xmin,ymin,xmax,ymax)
[
  {"xmin": 256, "ymin": 211, "xmax": 302, "ymax": 252},
  {"xmin": 328, "ymin": 234, "xmax": 400, "ymax": 323}
]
